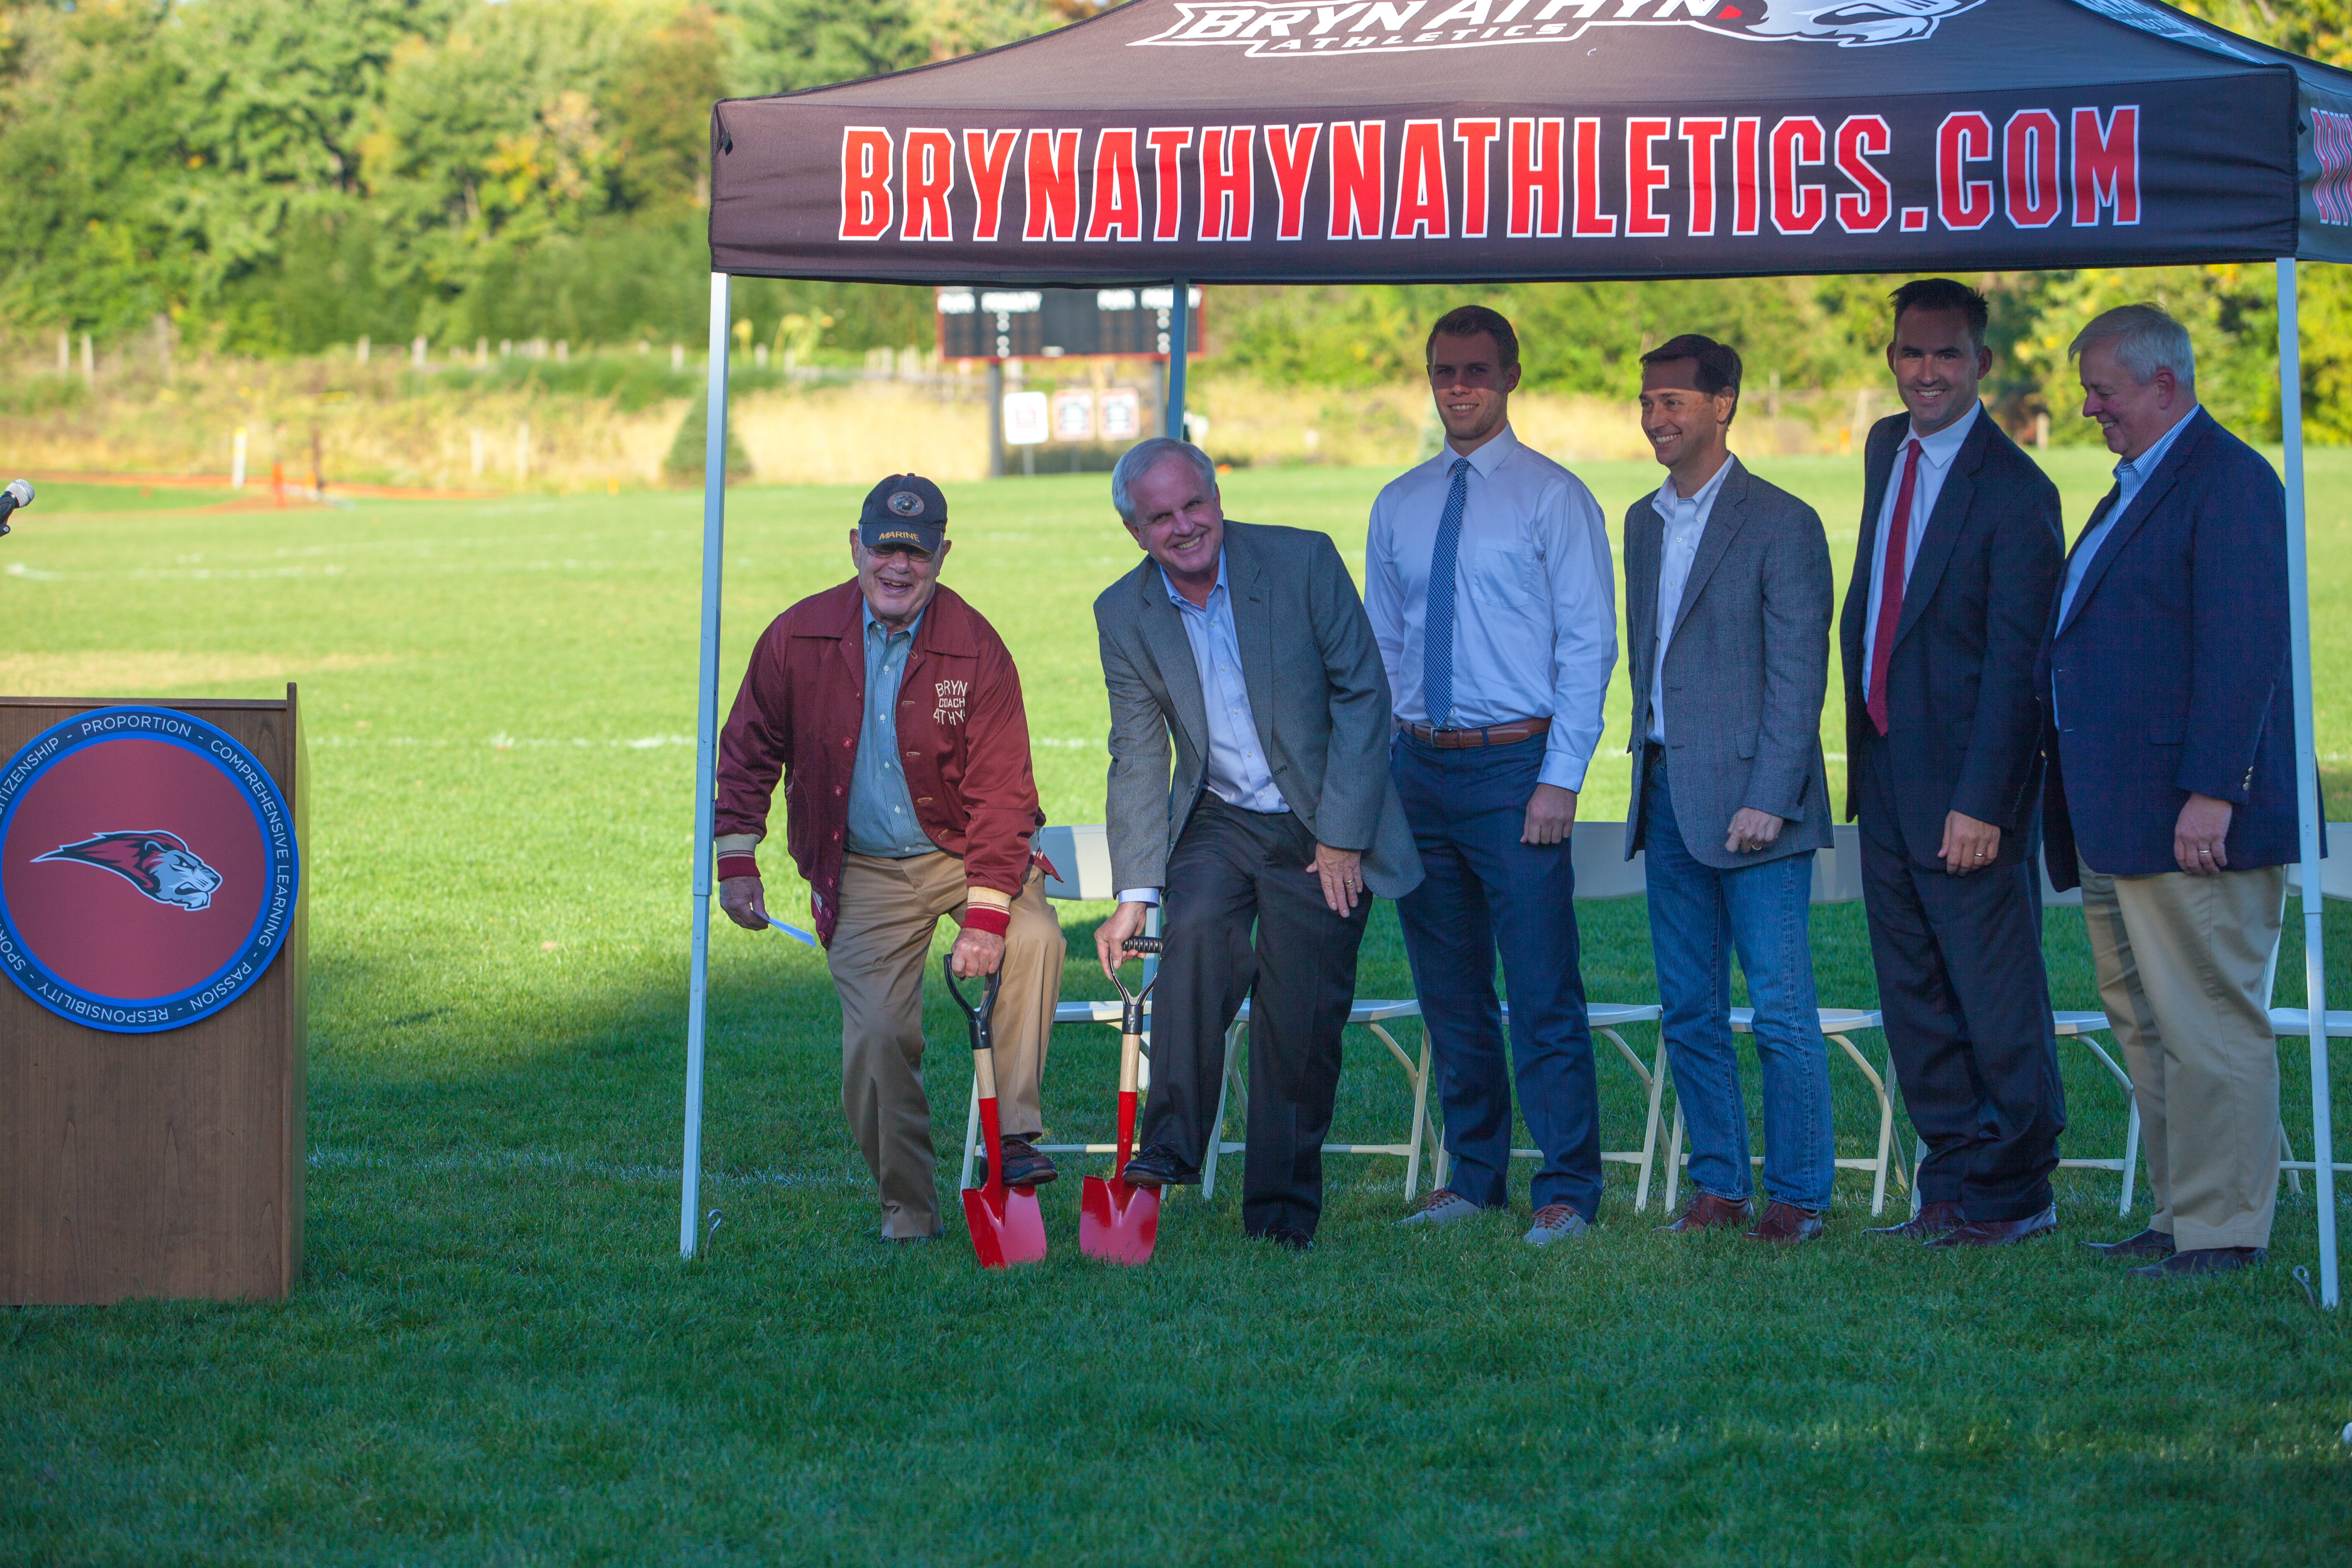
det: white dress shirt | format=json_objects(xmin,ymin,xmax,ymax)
[
  {"xmin": 1366, "ymin": 425, "xmax": 1618, "ymax": 793},
  {"xmin": 1644, "ymin": 452, "xmax": 1736, "ymax": 743},
  {"xmin": 1117, "ymin": 549, "xmax": 1288, "ymax": 908},
  {"xmin": 1860, "ymin": 400, "xmax": 1981, "ymax": 705}
]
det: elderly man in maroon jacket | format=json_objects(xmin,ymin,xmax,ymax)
[{"xmin": 714, "ymin": 474, "xmax": 1062, "ymax": 1241}]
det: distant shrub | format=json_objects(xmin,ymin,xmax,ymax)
[
  {"xmin": 0, "ymin": 374, "xmax": 90, "ymax": 417},
  {"xmin": 663, "ymin": 389, "xmax": 750, "ymax": 485}
]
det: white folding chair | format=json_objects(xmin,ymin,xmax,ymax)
[
  {"xmin": 955, "ymin": 825, "xmax": 1435, "ymax": 1200},
  {"xmin": 1199, "ymin": 998, "xmax": 1431, "ymax": 1201},
  {"xmin": 1408, "ymin": 825, "xmax": 1672, "ymax": 1210},
  {"xmin": 957, "ymin": 825, "xmax": 1159, "ymax": 1188},
  {"xmin": 1656, "ymin": 1007, "xmax": 1901, "ymax": 1216},
  {"xmin": 1419, "ymin": 1001, "xmax": 1671, "ymax": 1212},
  {"xmin": 1642, "ymin": 832, "xmax": 1897, "ymax": 1217},
  {"xmin": 2269, "ymin": 1008, "xmax": 2352, "ymax": 1183},
  {"xmin": 2052, "ymin": 1012, "xmax": 2143, "ymax": 1212}
]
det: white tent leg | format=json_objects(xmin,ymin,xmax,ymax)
[
  {"xmin": 681, "ymin": 271, "xmax": 733, "ymax": 1259},
  {"xmin": 2278, "ymin": 257, "xmax": 2337, "ymax": 1308}
]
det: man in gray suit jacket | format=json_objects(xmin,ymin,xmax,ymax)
[
  {"xmin": 1625, "ymin": 335, "xmax": 1839, "ymax": 1245},
  {"xmin": 1093, "ymin": 438, "xmax": 1419, "ymax": 1248}
]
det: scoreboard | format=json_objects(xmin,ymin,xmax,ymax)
[{"xmin": 936, "ymin": 286, "xmax": 1202, "ymax": 361}]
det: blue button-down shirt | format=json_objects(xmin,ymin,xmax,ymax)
[
  {"xmin": 1169, "ymin": 551, "xmax": 1288, "ymax": 815},
  {"xmin": 845, "ymin": 604, "xmax": 937, "ymax": 859},
  {"xmin": 2057, "ymin": 405, "xmax": 2195, "ymax": 630}
]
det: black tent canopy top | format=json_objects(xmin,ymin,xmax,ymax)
[{"xmin": 708, "ymin": 0, "xmax": 2352, "ymax": 286}]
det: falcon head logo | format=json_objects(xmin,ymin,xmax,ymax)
[
  {"xmin": 34, "ymin": 831, "xmax": 222, "ymax": 910},
  {"xmin": 1729, "ymin": 0, "xmax": 1982, "ymax": 44}
]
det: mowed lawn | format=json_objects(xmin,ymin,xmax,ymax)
[{"xmin": 4, "ymin": 451, "xmax": 2351, "ymax": 1564}]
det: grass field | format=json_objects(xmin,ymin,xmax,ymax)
[{"xmin": 5, "ymin": 453, "xmax": 2352, "ymax": 1564}]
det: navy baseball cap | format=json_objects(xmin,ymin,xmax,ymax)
[{"xmin": 858, "ymin": 474, "xmax": 947, "ymax": 555}]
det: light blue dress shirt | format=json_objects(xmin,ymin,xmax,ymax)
[
  {"xmin": 2057, "ymin": 406, "xmax": 2195, "ymax": 629},
  {"xmin": 1366, "ymin": 424, "xmax": 1619, "ymax": 792},
  {"xmin": 844, "ymin": 604, "xmax": 937, "ymax": 859},
  {"xmin": 1119, "ymin": 550, "xmax": 1288, "ymax": 906}
]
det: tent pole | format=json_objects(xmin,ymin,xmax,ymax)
[
  {"xmin": 1166, "ymin": 278, "xmax": 1191, "ymax": 439},
  {"xmin": 2278, "ymin": 256, "xmax": 2336, "ymax": 1308},
  {"xmin": 681, "ymin": 271, "xmax": 732, "ymax": 1260}
]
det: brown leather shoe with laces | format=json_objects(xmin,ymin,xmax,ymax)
[
  {"xmin": 1863, "ymin": 1201, "xmax": 1964, "ymax": 1241},
  {"xmin": 1656, "ymin": 1191, "xmax": 1754, "ymax": 1233},
  {"xmin": 1743, "ymin": 1199, "xmax": 1825, "ymax": 1245}
]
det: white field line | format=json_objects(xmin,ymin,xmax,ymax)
[
  {"xmin": 307, "ymin": 1144, "xmax": 863, "ymax": 1191},
  {"xmin": 304, "ymin": 734, "xmax": 1101, "ymax": 752},
  {"xmin": 8, "ymin": 558, "xmax": 632, "ymax": 581}
]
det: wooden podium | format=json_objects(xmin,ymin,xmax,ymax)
[{"xmin": 0, "ymin": 691, "xmax": 307, "ymax": 1304}]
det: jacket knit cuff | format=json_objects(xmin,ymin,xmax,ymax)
[
  {"xmin": 961, "ymin": 884, "xmax": 1013, "ymax": 936},
  {"xmin": 716, "ymin": 855, "xmax": 761, "ymax": 882}
]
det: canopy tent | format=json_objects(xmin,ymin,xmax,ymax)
[{"xmin": 682, "ymin": 0, "xmax": 2352, "ymax": 1299}]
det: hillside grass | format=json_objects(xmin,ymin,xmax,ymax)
[{"xmin": 3, "ymin": 456, "xmax": 2349, "ymax": 1564}]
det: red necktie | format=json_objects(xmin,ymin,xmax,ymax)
[{"xmin": 1866, "ymin": 437, "xmax": 1922, "ymax": 737}]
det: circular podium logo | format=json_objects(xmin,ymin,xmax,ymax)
[{"xmin": 0, "ymin": 707, "xmax": 299, "ymax": 1032}]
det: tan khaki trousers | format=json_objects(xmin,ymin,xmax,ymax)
[
  {"xmin": 825, "ymin": 852, "xmax": 1061, "ymax": 1239},
  {"xmin": 2077, "ymin": 858, "xmax": 2285, "ymax": 1251}
]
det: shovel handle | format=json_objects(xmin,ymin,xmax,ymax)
[{"xmin": 942, "ymin": 955, "xmax": 1001, "ymax": 1032}]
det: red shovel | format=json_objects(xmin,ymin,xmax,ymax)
[
  {"xmin": 1080, "ymin": 935, "xmax": 1162, "ymax": 1265},
  {"xmin": 947, "ymin": 955, "xmax": 1047, "ymax": 1269}
]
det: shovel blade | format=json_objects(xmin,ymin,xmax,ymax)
[
  {"xmin": 962, "ymin": 1183, "xmax": 1047, "ymax": 1268},
  {"xmin": 1078, "ymin": 1175, "xmax": 1161, "ymax": 1265}
]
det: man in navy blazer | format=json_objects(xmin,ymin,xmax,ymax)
[
  {"xmin": 1841, "ymin": 279, "xmax": 2068, "ymax": 1249},
  {"xmin": 2039, "ymin": 303, "xmax": 2298, "ymax": 1281}
]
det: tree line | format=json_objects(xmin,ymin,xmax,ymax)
[{"xmin": 4, "ymin": 0, "xmax": 2347, "ymax": 441}]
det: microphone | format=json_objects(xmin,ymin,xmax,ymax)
[{"xmin": 0, "ymin": 478, "xmax": 31, "ymax": 538}]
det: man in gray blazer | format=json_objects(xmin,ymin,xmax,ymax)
[
  {"xmin": 1093, "ymin": 438, "xmax": 1419, "ymax": 1248},
  {"xmin": 1625, "ymin": 335, "xmax": 1839, "ymax": 1244}
]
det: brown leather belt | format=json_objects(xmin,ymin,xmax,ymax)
[{"xmin": 1403, "ymin": 716, "xmax": 1551, "ymax": 749}]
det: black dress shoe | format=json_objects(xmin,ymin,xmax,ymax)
[
  {"xmin": 2079, "ymin": 1228, "xmax": 2176, "ymax": 1260},
  {"xmin": 1864, "ymin": 1201, "xmax": 1965, "ymax": 1241},
  {"xmin": 1923, "ymin": 1203, "xmax": 2057, "ymax": 1248},
  {"xmin": 1252, "ymin": 1225, "xmax": 1315, "ymax": 1252},
  {"xmin": 2128, "ymin": 1246, "xmax": 2267, "ymax": 1281},
  {"xmin": 992, "ymin": 1136, "xmax": 1057, "ymax": 1189},
  {"xmin": 1117, "ymin": 1143, "xmax": 1199, "ymax": 1190}
]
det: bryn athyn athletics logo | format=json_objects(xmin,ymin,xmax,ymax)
[
  {"xmin": 0, "ymin": 706, "xmax": 298, "ymax": 1033},
  {"xmin": 1131, "ymin": 0, "xmax": 1983, "ymax": 53}
]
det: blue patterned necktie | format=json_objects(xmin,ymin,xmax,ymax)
[{"xmin": 1422, "ymin": 456, "xmax": 1472, "ymax": 729}]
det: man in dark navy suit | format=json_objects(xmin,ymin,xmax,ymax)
[
  {"xmin": 2040, "ymin": 304, "xmax": 2299, "ymax": 1282},
  {"xmin": 1841, "ymin": 279, "xmax": 2067, "ymax": 1249}
]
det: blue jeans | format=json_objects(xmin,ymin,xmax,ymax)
[
  {"xmin": 1641, "ymin": 759, "xmax": 1834, "ymax": 1210},
  {"xmin": 1392, "ymin": 734, "xmax": 1602, "ymax": 1217}
]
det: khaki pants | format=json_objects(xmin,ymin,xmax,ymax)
[
  {"xmin": 2077, "ymin": 858, "xmax": 2286, "ymax": 1251},
  {"xmin": 825, "ymin": 852, "xmax": 1062, "ymax": 1239}
]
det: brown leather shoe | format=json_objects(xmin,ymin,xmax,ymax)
[
  {"xmin": 1743, "ymin": 1199, "xmax": 1825, "ymax": 1245},
  {"xmin": 2127, "ymin": 1246, "xmax": 2267, "ymax": 1281},
  {"xmin": 2078, "ymin": 1228, "xmax": 2176, "ymax": 1260},
  {"xmin": 1863, "ymin": 1201, "xmax": 1964, "ymax": 1241},
  {"xmin": 1656, "ymin": 1191, "xmax": 1754, "ymax": 1233},
  {"xmin": 1923, "ymin": 1203, "xmax": 2057, "ymax": 1248}
]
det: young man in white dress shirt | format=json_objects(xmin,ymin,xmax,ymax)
[{"xmin": 1367, "ymin": 306, "xmax": 1620, "ymax": 1245}]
